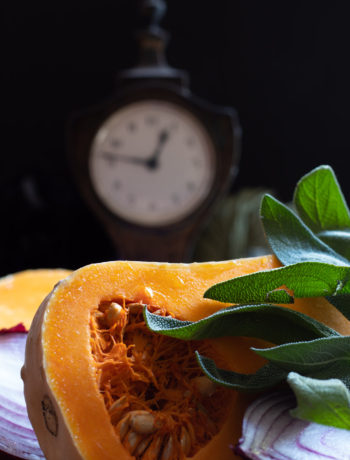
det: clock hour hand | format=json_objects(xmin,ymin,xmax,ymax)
[
  {"xmin": 100, "ymin": 151, "xmax": 148, "ymax": 166},
  {"xmin": 145, "ymin": 129, "xmax": 170, "ymax": 170},
  {"xmin": 100, "ymin": 129, "xmax": 170, "ymax": 169}
]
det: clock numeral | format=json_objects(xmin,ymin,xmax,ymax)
[
  {"xmin": 186, "ymin": 137, "xmax": 195, "ymax": 147},
  {"xmin": 114, "ymin": 180, "xmax": 122, "ymax": 190},
  {"xmin": 127, "ymin": 193, "xmax": 136, "ymax": 204},
  {"xmin": 111, "ymin": 139, "xmax": 122, "ymax": 148},
  {"xmin": 169, "ymin": 122, "xmax": 178, "ymax": 132},
  {"xmin": 186, "ymin": 182, "xmax": 196, "ymax": 192},
  {"xmin": 192, "ymin": 157, "xmax": 202, "ymax": 168},
  {"xmin": 148, "ymin": 201, "xmax": 157, "ymax": 211},
  {"xmin": 100, "ymin": 152, "xmax": 118, "ymax": 166},
  {"xmin": 171, "ymin": 193, "xmax": 180, "ymax": 204},
  {"xmin": 145, "ymin": 115, "xmax": 157, "ymax": 125},
  {"xmin": 127, "ymin": 122, "xmax": 137, "ymax": 132}
]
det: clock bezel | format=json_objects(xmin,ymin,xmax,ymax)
[{"xmin": 68, "ymin": 81, "xmax": 240, "ymax": 260}]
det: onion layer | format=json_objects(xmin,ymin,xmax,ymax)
[
  {"xmin": 0, "ymin": 333, "xmax": 44, "ymax": 459},
  {"xmin": 235, "ymin": 391, "xmax": 350, "ymax": 459}
]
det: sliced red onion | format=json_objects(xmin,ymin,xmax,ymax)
[
  {"xmin": 0, "ymin": 324, "xmax": 27, "ymax": 334},
  {"xmin": 0, "ymin": 333, "xmax": 44, "ymax": 459},
  {"xmin": 236, "ymin": 391, "xmax": 350, "ymax": 459}
]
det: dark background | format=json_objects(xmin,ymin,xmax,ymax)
[{"xmin": 1, "ymin": 0, "xmax": 350, "ymax": 276}]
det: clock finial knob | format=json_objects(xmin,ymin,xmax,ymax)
[
  {"xmin": 139, "ymin": 0, "xmax": 167, "ymax": 31},
  {"xmin": 119, "ymin": 0, "xmax": 187, "ymax": 82},
  {"xmin": 136, "ymin": 0, "xmax": 169, "ymax": 68}
]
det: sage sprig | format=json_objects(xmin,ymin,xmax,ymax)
[
  {"xmin": 287, "ymin": 372, "xmax": 350, "ymax": 430},
  {"xmin": 195, "ymin": 355, "xmax": 287, "ymax": 392},
  {"xmin": 299, "ymin": 167, "xmax": 350, "ymax": 260},
  {"xmin": 204, "ymin": 262, "xmax": 350, "ymax": 306},
  {"xmin": 145, "ymin": 165, "xmax": 350, "ymax": 430},
  {"xmin": 293, "ymin": 165, "xmax": 350, "ymax": 233},
  {"xmin": 144, "ymin": 304, "xmax": 338, "ymax": 344},
  {"xmin": 145, "ymin": 305, "xmax": 340, "ymax": 392},
  {"xmin": 252, "ymin": 336, "xmax": 350, "ymax": 387},
  {"xmin": 261, "ymin": 194, "xmax": 349, "ymax": 267}
]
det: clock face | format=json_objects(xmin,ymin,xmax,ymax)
[{"xmin": 89, "ymin": 100, "xmax": 216, "ymax": 226}]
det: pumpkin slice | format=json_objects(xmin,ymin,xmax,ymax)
[
  {"xmin": 0, "ymin": 269, "xmax": 72, "ymax": 331},
  {"xmin": 22, "ymin": 257, "xmax": 350, "ymax": 460}
]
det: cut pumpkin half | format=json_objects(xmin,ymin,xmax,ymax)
[{"xmin": 22, "ymin": 257, "xmax": 350, "ymax": 459}]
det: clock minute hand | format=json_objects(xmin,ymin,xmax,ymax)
[
  {"xmin": 101, "ymin": 151, "xmax": 148, "ymax": 166},
  {"xmin": 101, "ymin": 129, "xmax": 170, "ymax": 169},
  {"xmin": 146, "ymin": 129, "xmax": 170, "ymax": 170}
]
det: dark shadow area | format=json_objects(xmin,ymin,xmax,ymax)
[{"xmin": 1, "ymin": 0, "xmax": 350, "ymax": 274}]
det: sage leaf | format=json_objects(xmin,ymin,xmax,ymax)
[
  {"xmin": 266, "ymin": 289, "xmax": 293, "ymax": 304},
  {"xmin": 252, "ymin": 336, "xmax": 350, "ymax": 388},
  {"xmin": 318, "ymin": 230, "xmax": 350, "ymax": 261},
  {"xmin": 144, "ymin": 304, "xmax": 338, "ymax": 345},
  {"xmin": 261, "ymin": 194, "xmax": 348, "ymax": 266},
  {"xmin": 196, "ymin": 353, "xmax": 287, "ymax": 391},
  {"xmin": 204, "ymin": 262, "xmax": 350, "ymax": 304},
  {"xmin": 288, "ymin": 372, "xmax": 350, "ymax": 430},
  {"xmin": 294, "ymin": 165, "xmax": 350, "ymax": 234}
]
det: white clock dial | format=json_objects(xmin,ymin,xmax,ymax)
[{"xmin": 89, "ymin": 100, "xmax": 216, "ymax": 226}]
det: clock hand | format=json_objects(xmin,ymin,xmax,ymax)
[
  {"xmin": 100, "ymin": 129, "xmax": 170, "ymax": 169},
  {"xmin": 101, "ymin": 151, "xmax": 148, "ymax": 166},
  {"xmin": 145, "ymin": 129, "xmax": 170, "ymax": 170}
]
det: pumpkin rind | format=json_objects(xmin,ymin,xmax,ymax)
[
  {"xmin": 22, "ymin": 257, "xmax": 350, "ymax": 459},
  {"xmin": 23, "ymin": 291, "xmax": 83, "ymax": 460}
]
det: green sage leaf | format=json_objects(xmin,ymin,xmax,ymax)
[
  {"xmin": 318, "ymin": 230, "xmax": 350, "ymax": 261},
  {"xmin": 144, "ymin": 304, "xmax": 338, "ymax": 345},
  {"xmin": 196, "ymin": 353, "xmax": 287, "ymax": 391},
  {"xmin": 204, "ymin": 262, "xmax": 350, "ymax": 304},
  {"xmin": 261, "ymin": 194, "xmax": 348, "ymax": 266},
  {"xmin": 288, "ymin": 372, "xmax": 350, "ymax": 430},
  {"xmin": 294, "ymin": 165, "xmax": 350, "ymax": 234},
  {"xmin": 252, "ymin": 336, "xmax": 350, "ymax": 388}
]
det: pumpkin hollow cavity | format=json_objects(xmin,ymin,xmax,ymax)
[{"xmin": 90, "ymin": 298, "xmax": 232, "ymax": 459}]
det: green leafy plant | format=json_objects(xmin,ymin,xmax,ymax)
[
  {"xmin": 288, "ymin": 372, "xmax": 350, "ymax": 430},
  {"xmin": 145, "ymin": 165, "xmax": 350, "ymax": 430}
]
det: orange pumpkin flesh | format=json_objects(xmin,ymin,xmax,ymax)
[
  {"xmin": 0, "ymin": 269, "xmax": 72, "ymax": 331},
  {"xmin": 22, "ymin": 257, "xmax": 350, "ymax": 460}
]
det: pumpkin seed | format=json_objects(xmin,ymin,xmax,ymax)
[
  {"xmin": 129, "ymin": 410, "xmax": 158, "ymax": 435},
  {"xmin": 180, "ymin": 426, "xmax": 191, "ymax": 456},
  {"xmin": 124, "ymin": 430, "xmax": 142, "ymax": 455},
  {"xmin": 117, "ymin": 414, "xmax": 130, "ymax": 440},
  {"xmin": 142, "ymin": 436, "xmax": 162, "ymax": 460},
  {"xmin": 186, "ymin": 421, "xmax": 196, "ymax": 445},
  {"xmin": 192, "ymin": 376, "xmax": 216, "ymax": 397},
  {"xmin": 134, "ymin": 435, "xmax": 153, "ymax": 456},
  {"xmin": 128, "ymin": 302, "xmax": 146, "ymax": 314},
  {"xmin": 108, "ymin": 395, "xmax": 128, "ymax": 414},
  {"xmin": 161, "ymin": 435, "xmax": 174, "ymax": 460},
  {"xmin": 106, "ymin": 302, "xmax": 123, "ymax": 327}
]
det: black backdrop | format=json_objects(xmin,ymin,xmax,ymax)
[{"xmin": 2, "ymin": 0, "xmax": 350, "ymax": 276}]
